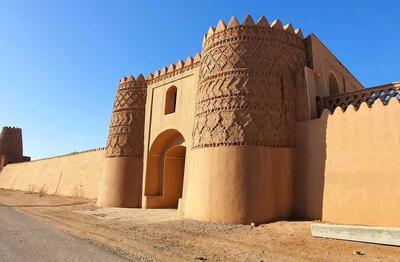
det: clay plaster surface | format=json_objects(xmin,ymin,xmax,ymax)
[
  {"xmin": 0, "ymin": 149, "xmax": 105, "ymax": 199},
  {"xmin": 295, "ymin": 99, "xmax": 400, "ymax": 227}
]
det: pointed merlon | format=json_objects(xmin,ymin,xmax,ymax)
[
  {"xmin": 176, "ymin": 60, "xmax": 184, "ymax": 70},
  {"xmin": 167, "ymin": 64, "xmax": 175, "ymax": 73},
  {"xmin": 137, "ymin": 74, "xmax": 145, "ymax": 81},
  {"xmin": 227, "ymin": 16, "xmax": 240, "ymax": 28},
  {"xmin": 120, "ymin": 77, "xmax": 127, "ymax": 84},
  {"xmin": 271, "ymin": 19, "xmax": 284, "ymax": 30},
  {"xmin": 243, "ymin": 15, "xmax": 255, "ymax": 26},
  {"xmin": 185, "ymin": 56, "xmax": 193, "ymax": 66},
  {"xmin": 215, "ymin": 20, "xmax": 227, "ymax": 33},
  {"xmin": 257, "ymin": 16, "xmax": 270, "ymax": 27},
  {"xmin": 283, "ymin": 23, "xmax": 295, "ymax": 34},
  {"xmin": 294, "ymin": 28, "xmax": 304, "ymax": 39},
  {"xmin": 154, "ymin": 70, "xmax": 160, "ymax": 78},
  {"xmin": 146, "ymin": 73, "xmax": 154, "ymax": 81},
  {"xmin": 193, "ymin": 53, "xmax": 201, "ymax": 63},
  {"xmin": 160, "ymin": 66, "xmax": 168, "ymax": 75},
  {"xmin": 127, "ymin": 75, "xmax": 135, "ymax": 82},
  {"xmin": 207, "ymin": 27, "xmax": 215, "ymax": 39}
]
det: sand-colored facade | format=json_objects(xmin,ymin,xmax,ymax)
[
  {"xmin": 96, "ymin": 16, "xmax": 390, "ymax": 225},
  {"xmin": 1, "ymin": 16, "xmax": 399, "ymax": 227},
  {"xmin": 0, "ymin": 148, "xmax": 105, "ymax": 199},
  {"xmin": 295, "ymin": 91, "xmax": 400, "ymax": 227}
]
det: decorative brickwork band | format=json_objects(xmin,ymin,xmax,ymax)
[
  {"xmin": 106, "ymin": 75, "xmax": 147, "ymax": 158},
  {"xmin": 192, "ymin": 16, "xmax": 307, "ymax": 149}
]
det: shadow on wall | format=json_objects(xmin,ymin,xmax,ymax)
[{"xmin": 293, "ymin": 112, "xmax": 328, "ymax": 220}]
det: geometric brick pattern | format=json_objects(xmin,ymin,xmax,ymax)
[
  {"xmin": 192, "ymin": 20, "xmax": 307, "ymax": 149},
  {"xmin": 106, "ymin": 77, "xmax": 147, "ymax": 158}
]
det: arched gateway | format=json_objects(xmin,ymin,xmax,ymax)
[{"xmin": 144, "ymin": 129, "xmax": 186, "ymax": 209}]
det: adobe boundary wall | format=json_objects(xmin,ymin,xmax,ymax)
[
  {"xmin": 295, "ymin": 98, "xmax": 400, "ymax": 228},
  {"xmin": 0, "ymin": 148, "xmax": 105, "ymax": 199}
]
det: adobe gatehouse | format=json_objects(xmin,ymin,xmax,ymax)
[{"xmin": 1, "ymin": 16, "xmax": 400, "ymax": 227}]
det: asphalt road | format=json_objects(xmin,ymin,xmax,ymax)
[{"xmin": 0, "ymin": 204, "xmax": 126, "ymax": 262}]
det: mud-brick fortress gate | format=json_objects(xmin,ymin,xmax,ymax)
[{"xmin": 1, "ymin": 16, "xmax": 400, "ymax": 227}]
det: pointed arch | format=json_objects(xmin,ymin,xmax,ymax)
[
  {"xmin": 328, "ymin": 72, "xmax": 339, "ymax": 96},
  {"xmin": 145, "ymin": 129, "xmax": 186, "ymax": 208}
]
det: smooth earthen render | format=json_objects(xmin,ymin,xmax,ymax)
[{"xmin": 1, "ymin": 15, "xmax": 400, "ymax": 227}]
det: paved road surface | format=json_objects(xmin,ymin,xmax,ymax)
[{"xmin": 0, "ymin": 204, "xmax": 126, "ymax": 262}]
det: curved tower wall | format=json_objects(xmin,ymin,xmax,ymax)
[
  {"xmin": 0, "ymin": 126, "xmax": 30, "ymax": 171},
  {"xmin": 183, "ymin": 17, "xmax": 307, "ymax": 224},
  {"xmin": 0, "ymin": 127, "xmax": 23, "ymax": 157},
  {"xmin": 97, "ymin": 75, "xmax": 147, "ymax": 207}
]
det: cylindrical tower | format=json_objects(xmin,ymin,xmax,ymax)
[
  {"xmin": 183, "ymin": 16, "xmax": 307, "ymax": 224},
  {"xmin": 97, "ymin": 74, "xmax": 147, "ymax": 207},
  {"xmin": 0, "ymin": 127, "xmax": 23, "ymax": 157}
]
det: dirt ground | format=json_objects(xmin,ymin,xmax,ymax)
[{"xmin": 0, "ymin": 189, "xmax": 398, "ymax": 261}]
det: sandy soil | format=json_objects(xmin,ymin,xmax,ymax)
[{"xmin": 0, "ymin": 189, "xmax": 399, "ymax": 261}]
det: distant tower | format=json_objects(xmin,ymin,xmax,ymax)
[
  {"xmin": 97, "ymin": 74, "xmax": 147, "ymax": 207},
  {"xmin": 0, "ymin": 127, "xmax": 30, "ymax": 171}
]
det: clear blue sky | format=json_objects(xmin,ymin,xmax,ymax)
[{"xmin": 0, "ymin": 0, "xmax": 399, "ymax": 159}]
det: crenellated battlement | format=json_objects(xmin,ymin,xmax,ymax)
[
  {"xmin": 323, "ymin": 82, "xmax": 400, "ymax": 113},
  {"xmin": 1, "ymin": 126, "xmax": 22, "ymax": 131},
  {"xmin": 121, "ymin": 16, "xmax": 305, "ymax": 87},
  {"xmin": 146, "ymin": 53, "xmax": 202, "ymax": 84},
  {"xmin": 320, "ymin": 94, "xmax": 399, "ymax": 118},
  {"xmin": 203, "ymin": 15, "xmax": 303, "ymax": 47},
  {"xmin": 117, "ymin": 53, "xmax": 202, "ymax": 87}
]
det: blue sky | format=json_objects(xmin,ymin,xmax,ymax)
[{"xmin": 0, "ymin": 0, "xmax": 399, "ymax": 159}]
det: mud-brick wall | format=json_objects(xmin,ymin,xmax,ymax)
[
  {"xmin": 295, "ymin": 99, "xmax": 400, "ymax": 228},
  {"xmin": 0, "ymin": 149, "xmax": 105, "ymax": 199}
]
